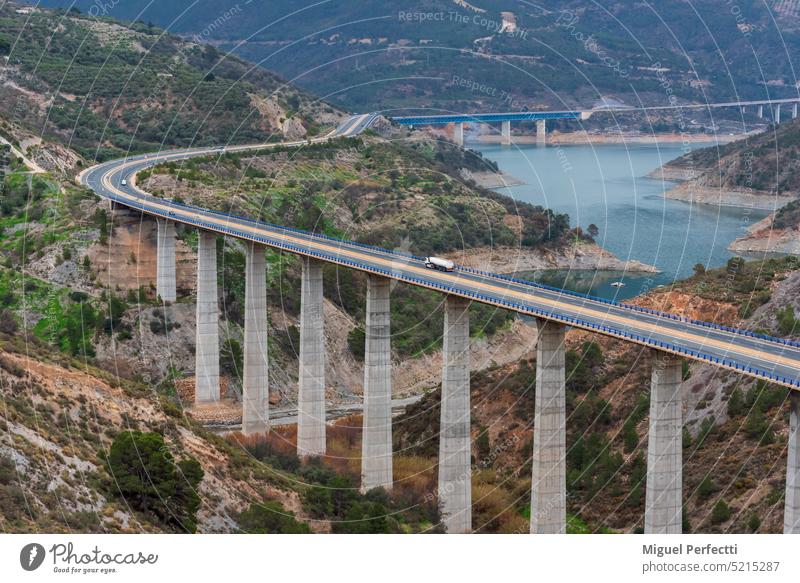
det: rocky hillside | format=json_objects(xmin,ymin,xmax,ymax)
[
  {"xmin": 655, "ymin": 119, "xmax": 800, "ymax": 210},
  {"xmin": 0, "ymin": 329, "xmax": 436, "ymax": 533},
  {"xmin": 0, "ymin": 4, "xmax": 343, "ymax": 162},
  {"xmin": 728, "ymin": 200, "xmax": 800, "ymax": 255}
]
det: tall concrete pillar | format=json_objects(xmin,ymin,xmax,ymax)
[
  {"xmin": 454, "ymin": 122, "xmax": 464, "ymax": 147},
  {"xmin": 361, "ymin": 275, "xmax": 393, "ymax": 493},
  {"xmin": 793, "ymin": 103, "xmax": 798, "ymax": 120},
  {"xmin": 530, "ymin": 319, "xmax": 566, "ymax": 534},
  {"xmin": 438, "ymin": 295, "xmax": 471, "ymax": 533},
  {"xmin": 645, "ymin": 351, "xmax": 683, "ymax": 534},
  {"xmin": 757, "ymin": 104, "xmax": 764, "ymax": 119},
  {"xmin": 242, "ymin": 244, "xmax": 269, "ymax": 435},
  {"xmin": 195, "ymin": 230, "xmax": 220, "ymax": 403},
  {"xmin": 297, "ymin": 257, "xmax": 326, "ymax": 457},
  {"xmin": 501, "ymin": 120, "xmax": 511, "ymax": 145},
  {"xmin": 775, "ymin": 104, "xmax": 782, "ymax": 124},
  {"xmin": 785, "ymin": 392, "xmax": 800, "ymax": 533},
  {"xmin": 536, "ymin": 119, "xmax": 547, "ymax": 146},
  {"xmin": 156, "ymin": 219, "xmax": 176, "ymax": 302}
]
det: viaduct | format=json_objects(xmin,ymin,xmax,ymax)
[
  {"xmin": 390, "ymin": 98, "xmax": 800, "ymax": 146},
  {"xmin": 78, "ymin": 112, "xmax": 800, "ymax": 534}
]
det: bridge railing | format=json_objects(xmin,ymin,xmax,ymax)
[
  {"xmin": 109, "ymin": 163, "xmax": 800, "ymax": 352},
  {"xmin": 455, "ymin": 264, "xmax": 800, "ymax": 350},
  {"xmin": 108, "ymin": 190, "xmax": 800, "ymax": 388}
]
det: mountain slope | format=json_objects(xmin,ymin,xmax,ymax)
[
  {"xmin": 653, "ymin": 118, "xmax": 800, "ymax": 210},
  {"xmin": 31, "ymin": 0, "xmax": 800, "ymax": 114},
  {"xmin": 0, "ymin": 4, "xmax": 344, "ymax": 161}
]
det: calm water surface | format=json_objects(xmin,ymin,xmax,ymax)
[{"xmin": 470, "ymin": 141, "xmax": 767, "ymax": 300}]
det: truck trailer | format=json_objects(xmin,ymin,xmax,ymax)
[{"xmin": 424, "ymin": 256, "xmax": 455, "ymax": 272}]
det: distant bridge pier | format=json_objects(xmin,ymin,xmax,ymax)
[
  {"xmin": 501, "ymin": 120, "xmax": 511, "ymax": 145},
  {"xmin": 645, "ymin": 352, "xmax": 683, "ymax": 534},
  {"xmin": 438, "ymin": 295, "xmax": 472, "ymax": 533},
  {"xmin": 156, "ymin": 219, "xmax": 177, "ymax": 302},
  {"xmin": 785, "ymin": 392, "xmax": 800, "ymax": 533},
  {"xmin": 454, "ymin": 122, "xmax": 464, "ymax": 147},
  {"xmin": 530, "ymin": 319, "xmax": 567, "ymax": 534},
  {"xmin": 195, "ymin": 230, "xmax": 221, "ymax": 403},
  {"xmin": 757, "ymin": 105, "xmax": 764, "ymax": 119},
  {"xmin": 536, "ymin": 119, "xmax": 547, "ymax": 146},
  {"xmin": 361, "ymin": 275, "xmax": 393, "ymax": 492},
  {"xmin": 297, "ymin": 257, "xmax": 327, "ymax": 457},
  {"xmin": 242, "ymin": 243, "xmax": 269, "ymax": 435},
  {"xmin": 775, "ymin": 104, "xmax": 782, "ymax": 124}
]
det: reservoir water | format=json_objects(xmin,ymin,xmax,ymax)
[{"xmin": 471, "ymin": 141, "xmax": 768, "ymax": 300}]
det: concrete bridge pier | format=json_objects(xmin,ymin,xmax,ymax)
[
  {"xmin": 156, "ymin": 219, "xmax": 177, "ymax": 302},
  {"xmin": 195, "ymin": 230, "xmax": 220, "ymax": 403},
  {"xmin": 297, "ymin": 257, "xmax": 326, "ymax": 457},
  {"xmin": 775, "ymin": 104, "xmax": 782, "ymax": 124},
  {"xmin": 360, "ymin": 275, "xmax": 393, "ymax": 493},
  {"xmin": 645, "ymin": 351, "xmax": 683, "ymax": 534},
  {"xmin": 438, "ymin": 296, "xmax": 471, "ymax": 533},
  {"xmin": 530, "ymin": 319, "xmax": 567, "ymax": 534},
  {"xmin": 242, "ymin": 243, "xmax": 269, "ymax": 435},
  {"xmin": 501, "ymin": 120, "xmax": 511, "ymax": 145},
  {"xmin": 454, "ymin": 122, "xmax": 464, "ymax": 147},
  {"xmin": 757, "ymin": 105, "xmax": 764, "ymax": 119},
  {"xmin": 536, "ymin": 119, "xmax": 547, "ymax": 146},
  {"xmin": 793, "ymin": 103, "xmax": 798, "ymax": 120},
  {"xmin": 785, "ymin": 392, "xmax": 800, "ymax": 533}
]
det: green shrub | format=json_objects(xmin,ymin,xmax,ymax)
[
  {"xmin": 727, "ymin": 387, "xmax": 745, "ymax": 417},
  {"xmin": 697, "ymin": 475, "xmax": 719, "ymax": 500},
  {"xmin": 237, "ymin": 501, "xmax": 309, "ymax": 533},
  {"xmin": 778, "ymin": 306, "xmax": 799, "ymax": 336},
  {"xmin": 347, "ymin": 327, "xmax": 365, "ymax": 361},
  {"xmin": 711, "ymin": 499, "xmax": 731, "ymax": 525},
  {"xmin": 622, "ymin": 419, "xmax": 638, "ymax": 453},
  {"xmin": 104, "ymin": 430, "xmax": 203, "ymax": 532}
]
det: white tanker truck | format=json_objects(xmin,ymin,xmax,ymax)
[{"xmin": 424, "ymin": 256, "xmax": 455, "ymax": 272}]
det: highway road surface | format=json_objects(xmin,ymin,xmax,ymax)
[{"xmin": 78, "ymin": 115, "xmax": 800, "ymax": 390}]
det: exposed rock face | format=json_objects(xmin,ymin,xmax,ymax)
[
  {"xmin": 87, "ymin": 209, "xmax": 196, "ymax": 295},
  {"xmin": 663, "ymin": 182, "xmax": 796, "ymax": 210},
  {"xmin": 248, "ymin": 93, "xmax": 308, "ymax": 140},
  {"xmin": 30, "ymin": 140, "xmax": 82, "ymax": 174}
]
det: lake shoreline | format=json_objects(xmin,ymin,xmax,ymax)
[
  {"xmin": 469, "ymin": 140, "xmax": 758, "ymax": 290},
  {"xmin": 475, "ymin": 131, "xmax": 747, "ymax": 146},
  {"xmin": 446, "ymin": 243, "xmax": 659, "ymax": 275}
]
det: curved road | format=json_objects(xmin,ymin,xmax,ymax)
[{"xmin": 78, "ymin": 115, "xmax": 800, "ymax": 390}]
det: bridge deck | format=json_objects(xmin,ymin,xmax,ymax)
[
  {"xmin": 389, "ymin": 98, "xmax": 800, "ymax": 126},
  {"xmin": 79, "ymin": 127, "xmax": 800, "ymax": 390}
]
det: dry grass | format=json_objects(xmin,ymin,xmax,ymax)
[
  {"xmin": 323, "ymin": 415, "xmax": 363, "ymax": 479},
  {"xmin": 393, "ymin": 455, "xmax": 438, "ymax": 502},
  {"xmin": 472, "ymin": 469, "xmax": 529, "ymax": 533}
]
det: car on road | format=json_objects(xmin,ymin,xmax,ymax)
[
  {"xmin": 424, "ymin": 256, "xmax": 455, "ymax": 272},
  {"xmin": 121, "ymin": 179, "xmax": 127, "ymax": 186}
]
